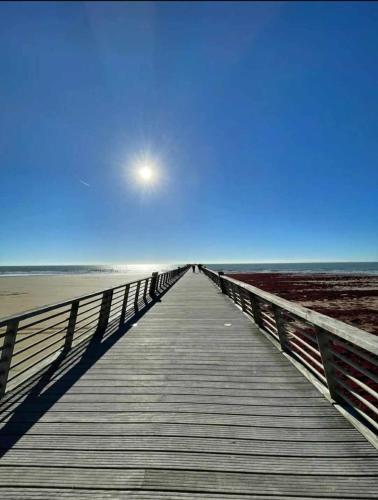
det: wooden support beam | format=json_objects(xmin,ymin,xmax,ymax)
[
  {"xmin": 239, "ymin": 288, "xmax": 247, "ymax": 312},
  {"xmin": 218, "ymin": 271, "xmax": 226, "ymax": 294},
  {"xmin": 0, "ymin": 320, "xmax": 19, "ymax": 398},
  {"xmin": 249, "ymin": 293, "xmax": 263, "ymax": 327},
  {"xmin": 119, "ymin": 284, "xmax": 130, "ymax": 327},
  {"xmin": 134, "ymin": 282, "xmax": 141, "ymax": 312},
  {"xmin": 272, "ymin": 304, "xmax": 289, "ymax": 353},
  {"xmin": 316, "ymin": 328, "xmax": 340, "ymax": 402},
  {"xmin": 149, "ymin": 272, "xmax": 158, "ymax": 297},
  {"xmin": 64, "ymin": 301, "xmax": 79, "ymax": 351},
  {"xmin": 96, "ymin": 290, "xmax": 113, "ymax": 337}
]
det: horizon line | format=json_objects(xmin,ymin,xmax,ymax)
[{"xmin": 1, "ymin": 259, "xmax": 377, "ymax": 266}]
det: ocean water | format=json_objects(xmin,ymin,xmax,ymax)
[
  {"xmin": 207, "ymin": 262, "xmax": 378, "ymax": 275},
  {"xmin": 0, "ymin": 262, "xmax": 377, "ymax": 277},
  {"xmin": 0, "ymin": 264, "xmax": 178, "ymax": 277}
]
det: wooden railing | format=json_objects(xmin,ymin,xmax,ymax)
[
  {"xmin": 203, "ymin": 267, "xmax": 378, "ymax": 435},
  {"xmin": 0, "ymin": 266, "xmax": 189, "ymax": 398}
]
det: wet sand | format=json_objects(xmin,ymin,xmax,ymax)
[
  {"xmin": 0, "ymin": 273, "xmax": 152, "ymax": 319},
  {"xmin": 228, "ymin": 273, "xmax": 378, "ymax": 335}
]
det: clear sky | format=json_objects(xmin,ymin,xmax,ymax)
[{"xmin": 1, "ymin": 1, "xmax": 377, "ymax": 264}]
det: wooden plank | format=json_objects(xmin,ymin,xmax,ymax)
[
  {"xmin": 2, "ymin": 393, "xmax": 329, "ymax": 406},
  {"xmin": 0, "ymin": 490, "xmax": 363, "ymax": 500},
  {"xmin": 0, "ymin": 467, "xmax": 377, "ymax": 496},
  {"xmin": 2, "ymin": 449, "xmax": 378, "ymax": 475},
  {"xmin": 4, "ymin": 385, "xmax": 323, "ymax": 397},
  {"xmin": 0, "ymin": 403, "xmax": 342, "ymax": 419},
  {"xmin": 3, "ymin": 434, "xmax": 375, "ymax": 457},
  {"xmin": 0, "ymin": 421, "xmax": 364, "ymax": 441},
  {"xmin": 0, "ymin": 411, "xmax": 350, "ymax": 428}
]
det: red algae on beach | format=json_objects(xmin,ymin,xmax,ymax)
[{"xmin": 227, "ymin": 273, "xmax": 378, "ymax": 335}]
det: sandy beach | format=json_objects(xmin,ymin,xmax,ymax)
[{"xmin": 0, "ymin": 272, "xmax": 153, "ymax": 319}]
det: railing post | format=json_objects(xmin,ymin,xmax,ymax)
[
  {"xmin": 134, "ymin": 281, "xmax": 141, "ymax": 312},
  {"xmin": 239, "ymin": 288, "xmax": 247, "ymax": 312},
  {"xmin": 316, "ymin": 328, "xmax": 340, "ymax": 402},
  {"xmin": 0, "ymin": 320, "xmax": 19, "ymax": 398},
  {"xmin": 64, "ymin": 300, "xmax": 79, "ymax": 351},
  {"xmin": 218, "ymin": 272, "xmax": 226, "ymax": 294},
  {"xmin": 96, "ymin": 289, "xmax": 113, "ymax": 337},
  {"xmin": 231, "ymin": 283, "xmax": 238, "ymax": 303},
  {"xmin": 249, "ymin": 293, "xmax": 263, "ymax": 327},
  {"xmin": 143, "ymin": 279, "xmax": 148, "ymax": 302},
  {"xmin": 272, "ymin": 304, "xmax": 289, "ymax": 353},
  {"xmin": 119, "ymin": 284, "xmax": 130, "ymax": 326},
  {"xmin": 149, "ymin": 272, "xmax": 158, "ymax": 297}
]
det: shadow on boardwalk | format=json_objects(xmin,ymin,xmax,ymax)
[{"xmin": 0, "ymin": 286, "xmax": 171, "ymax": 457}]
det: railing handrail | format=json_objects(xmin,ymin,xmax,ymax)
[
  {"xmin": 0, "ymin": 270, "xmax": 178, "ymax": 327},
  {"xmin": 205, "ymin": 267, "xmax": 378, "ymax": 354}
]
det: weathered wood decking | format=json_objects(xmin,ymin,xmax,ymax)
[{"xmin": 0, "ymin": 272, "xmax": 377, "ymax": 498}]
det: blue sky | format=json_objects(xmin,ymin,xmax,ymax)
[{"xmin": 1, "ymin": 1, "xmax": 377, "ymax": 264}]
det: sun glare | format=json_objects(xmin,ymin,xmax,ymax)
[
  {"xmin": 128, "ymin": 152, "xmax": 163, "ymax": 192},
  {"xmin": 138, "ymin": 165, "xmax": 154, "ymax": 182}
]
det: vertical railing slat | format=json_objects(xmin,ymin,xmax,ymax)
[
  {"xmin": 316, "ymin": 328, "xmax": 340, "ymax": 402},
  {"xmin": 150, "ymin": 272, "xmax": 158, "ymax": 297},
  {"xmin": 96, "ymin": 290, "xmax": 113, "ymax": 337},
  {"xmin": 143, "ymin": 279, "xmax": 148, "ymax": 301},
  {"xmin": 239, "ymin": 288, "xmax": 247, "ymax": 312},
  {"xmin": 119, "ymin": 284, "xmax": 130, "ymax": 327},
  {"xmin": 134, "ymin": 282, "xmax": 141, "ymax": 312},
  {"xmin": 249, "ymin": 293, "xmax": 263, "ymax": 328},
  {"xmin": 64, "ymin": 300, "xmax": 79, "ymax": 351},
  {"xmin": 218, "ymin": 272, "xmax": 226, "ymax": 294},
  {"xmin": 0, "ymin": 320, "xmax": 19, "ymax": 397},
  {"xmin": 272, "ymin": 304, "xmax": 289, "ymax": 353}
]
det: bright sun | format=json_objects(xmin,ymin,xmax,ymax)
[
  {"xmin": 138, "ymin": 166, "xmax": 154, "ymax": 182},
  {"xmin": 129, "ymin": 153, "xmax": 161, "ymax": 190}
]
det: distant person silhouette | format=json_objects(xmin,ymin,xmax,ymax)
[
  {"xmin": 191, "ymin": 264, "xmax": 196, "ymax": 273},
  {"xmin": 198, "ymin": 264, "xmax": 203, "ymax": 273}
]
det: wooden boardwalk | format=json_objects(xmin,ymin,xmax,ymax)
[{"xmin": 0, "ymin": 272, "xmax": 377, "ymax": 498}]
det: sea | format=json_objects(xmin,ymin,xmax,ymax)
[
  {"xmin": 0, "ymin": 262, "xmax": 378, "ymax": 277},
  {"xmin": 208, "ymin": 262, "xmax": 378, "ymax": 275}
]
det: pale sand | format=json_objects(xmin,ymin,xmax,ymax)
[{"xmin": 0, "ymin": 273, "xmax": 152, "ymax": 319}]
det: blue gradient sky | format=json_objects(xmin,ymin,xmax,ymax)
[{"xmin": 1, "ymin": 2, "xmax": 377, "ymax": 264}]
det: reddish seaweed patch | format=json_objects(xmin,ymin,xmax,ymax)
[{"xmin": 227, "ymin": 273, "xmax": 378, "ymax": 335}]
